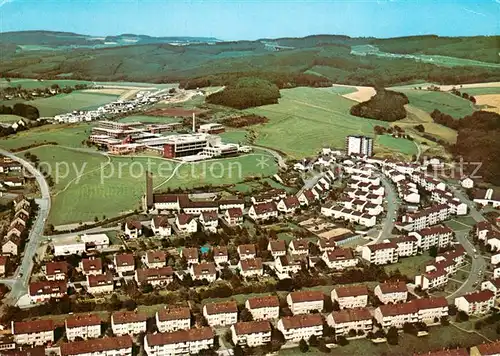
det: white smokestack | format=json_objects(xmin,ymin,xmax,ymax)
[{"xmin": 192, "ymin": 113, "xmax": 196, "ymax": 133}]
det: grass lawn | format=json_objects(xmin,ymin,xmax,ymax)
[
  {"xmin": 247, "ymin": 87, "xmax": 388, "ymax": 158},
  {"xmin": 292, "ymin": 325, "xmax": 486, "ymax": 356},
  {"xmin": 445, "ymin": 220, "xmax": 474, "ymax": 232},
  {"xmin": 324, "ymin": 86, "xmax": 358, "ymax": 95},
  {"xmin": 117, "ymin": 115, "xmax": 182, "ymax": 124},
  {"xmin": 29, "ymin": 91, "xmax": 119, "ymax": 117},
  {"xmin": 461, "ymin": 87, "xmax": 500, "ymax": 96},
  {"xmin": 22, "ymin": 145, "xmax": 277, "ymax": 225},
  {"xmin": 385, "ymin": 253, "xmax": 434, "ymax": 277},
  {"xmin": 375, "ymin": 135, "xmax": 418, "ymax": 156},
  {"xmin": 397, "ymin": 89, "xmax": 476, "ymax": 118},
  {"xmin": 454, "ymin": 215, "xmax": 478, "ymax": 226},
  {"xmin": 0, "ymin": 114, "xmax": 24, "ymax": 123},
  {"xmin": 219, "ymin": 130, "xmax": 248, "ymax": 144},
  {"xmin": 0, "ymin": 123, "xmax": 92, "ymax": 150}
]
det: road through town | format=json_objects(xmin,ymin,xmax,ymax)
[{"xmin": 0, "ymin": 147, "xmax": 51, "ymax": 304}]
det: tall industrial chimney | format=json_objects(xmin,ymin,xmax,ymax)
[
  {"xmin": 192, "ymin": 113, "xmax": 196, "ymax": 133},
  {"xmin": 145, "ymin": 170, "xmax": 153, "ymax": 211}
]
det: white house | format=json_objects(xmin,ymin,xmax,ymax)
[
  {"xmin": 326, "ymin": 308, "xmax": 372, "ymax": 336},
  {"xmin": 277, "ymin": 314, "xmax": 323, "ymax": 343},
  {"xmin": 151, "ymin": 216, "xmax": 172, "ymax": 237},
  {"xmin": 29, "ymin": 280, "xmax": 67, "ymax": 304},
  {"xmin": 111, "ymin": 311, "xmax": 148, "ymax": 336},
  {"xmin": 289, "ymin": 239, "xmax": 309, "ymax": 256},
  {"xmin": 414, "ymin": 297, "xmax": 449, "ymax": 324},
  {"xmin": 277, "ymin": 196, "xmax": 300, "ymax": 214},
  {"xmin": 114, "ymin": 253, "xmax": 135, "ymax": 276},
  {"xmin": 191, "ymin": 262, "xmax": 217, "ymax": 283},
  {"xmin": 145, "ymin": 250, "xmax": 167, "ymax": 269},
  {"xmin": 144, "ymin": 327, "xmax": 214, "ymax": 356},
  {"xmin": 287, "ymin": 291, "xmax": 324, "ymax": 315},
  {"xmin": 156, "ymin": 307, "xmax": 191, "ymax": 333},
  {"xmin": 181, "ymin": 247, "xmax": 199, "ymax": 265},
  {"xmin": 60, "ymin": 335, "xmax": 133, "ymax": 356},
  {"xmin": 175, "ymin": 214, "xmax": 198, "ymax": 234},
  {"xmin": 321, "ymin": 248, "xmax": 359, "ymax": 270},
  {"xmin": 331, "ymin": 285, "xmax": 369, "ymax": 309},
  {"xmin": 238, "ymin": 258, "xmax": 263, "ymax": 278},
  {"xmin": 374, "ymin": 302, "xmax": 418, "ymax": 329},
  {"xmin": 268, "ymin": 240, "xmax": 287, "ymax": 259},
  {"xmin": 231, "ymin": 320, "xmax": 272, "ymax": 347},
  {"xmin": 213, "ymin": 246, "xmax": 229, "ymax": 265},
  {"xmin": 361, "ymin": 242, "xmax": 398, "ymax": 265},
  {"xmin": 455, "ymin": 290, "xmax": 495, "ymax": 315},
  {"xmin": 135, "ymin": 267, "xmax": 174, "ymax": 287},
  {"xmin": 203, "ymin": 301, "xmax": 238, "ymax": 327},
  {"xmin": 275, "ymin": 255, "xmax": 302, "ymax": 275},
  {"xmin": 224, "ymin": 208, "xmax": 243, "ymax": 227},
  {"xmin": 199, "ymin": 211, "xmax": 219, "ymax": 233},
  {"xmin": 374, "ymin": 281, "xmax": 408, "ymax": 304},
  {"xmin": 245, "ymin": 296, "xmax": 280, "ymax": 321},
  {"xmin": 81, "ymin": 233, "xmax": 110, "ymax": 250},
  {"xmin": 12, "ymin": 320, "xmax": 54, "ymax": 346},
  {"xmin": 237, "ymin": 244, "xmax": 256, "ymax": 260},
  {"xmin": 87, "ymin": 273, "xmax": 114, "ymax": 294},
  {"xmin": 45, "ymin": 261, "xmax": 68, "ymax": 281},
  {"xmin": 124, "ymin": 220, "xmax": 142, "ymax": 238},
  {"xmin": 65, "ymin": 314, "xmax": 101, "ymax": 341},
  {"xmin": 248, "ymin": 202, "xmax": 278, "ymax": 221}
]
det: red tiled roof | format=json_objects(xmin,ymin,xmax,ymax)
[
  {"xmin": 146, "ymin": 250, "xmax": 167, "ymax": 263},
  {"xmin": 66, "ymin": 314, "xmax": 101, "ymax": 328},
  {"xmin": 378, "ymin": 281, "xmax": 408, "ymax": 294},
  {"xmin": 0, "ymin": 255, "xmax": 7, "ymax": 266},
  {"xmin": 126, "ymin": 220, "xmax": 142, "ymax": 230},
  {"xmin": 246, "ymin": 295, "xmax": 279, "ymax": 309},
  {"xmin": 378, "ymin": 301, "xmax": 418, "ymax": 317},
  {"xmin": 417, "ymin": 225, "xmax": 453, "ymax": 237},
  {"xmin": 238, "ymin": 244, "xmax": 256, "ymax": 255},
  {"xmin": 226, "ymin": 208, "xmax": 243, "ymax": 218},
  {"xmin": 476, "ymin": 340, "xmax": 500, "ymax": 355},
  {"xmin": 330, "ymin": 308, "xmax": 372, "ymax": 324},
  {"xmin": 136, "ymin": 267, "xmax": 174, "ymax": 283},
  {"xmin": 289, "ymin": 290, "xmax": 324, "ymax": 303},
  {"xmin": 269, "ymin": 240, "xmax": 286, "ymax": 252},
  {"xmin": 213, "ymin": 246, "xmax": 228, "ymax": 257},
  {"xmin": 192, "ymin": 262, "xmax": 216, "ymax": 277},
  {"xmin": 61, "ymin": 335, "xmax": 132, "ymax": 356},
  {"xmin": 290, "ymin": 239, "xmax": 309, "ymax": 251},
  {"xmin": 334, "ymin": 285, "xmax": 368, "ymax": 298},
  {"xmin": 115, "ymin": 253, "xmax": 135, "ymax": 267},
  {"xmin": 145, "ymin": 327, "xmax": 214, "ymax": 346},
  {"xmin": 367, "ymin": 241, "xmax": 397, "ymax": 252},
  {"xmin": 204, "ymin": 301, "xmax": 238, "ymax": 315},
  {"xmin": 413, "ymin": 297, "xmax": 448, "ymax": 310},
  {"xmin": 280, "ymin": 314, "xmax": 323, "ymax": 330},
  {"xmin": 240, "ymin": 258, "xmax": 263, "ymax": 271},
  {"xmin": 462, "ymin": 290, "xmax": 494, "ymax": 303},
  {"xmin": 182, "ymin": 247, "xmax": 198, "ymax": 260},
  {"xmin": 46, "ymin": 261, "xmax": 68, "ymax": 275},
  {"xmin": 152, "ymin": 215, "xmax": 170, "ymax": 228},
  {"xmin": 13, "ymin": 320, "xmax": 54, "ymax": 334},
  {"xmin": 176, "ymin": 213, "xmax": 196, "ymax": 225},
  {"xmin": 157, "ymin": 307, "xmax": 191, "ymax": 322},
  {"xmin": 252, "ymin": 201, "xmax": 277, "ymax": 215},
  {"xmin": 233, "ymin": 320, "xmax": 271, "ymax": 335},
  {"xmin": 82, "ymin": 258, "xmax": 102, "ymax": 273},
  {"xmin": 201, "ymin": 211, "xmax": 218, "ymax": 222},
  {"xmin": 324, "ymin": 248, "xmax": 355, "ymax": 261},
  {"xmin": 29, "ymin": 280, "xmax": 67, "ymax": 296},
  {"xmin": 283, "ymin": 196, "xmax": 300, "ymax": 209},
  {"xmin": 87, "ymin": 273, "xmax": 113, "ymax": 287},
  {"xmin": 112, "ymin": 311, "xmax": 147, "ymax": 324}
]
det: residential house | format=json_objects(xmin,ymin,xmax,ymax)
[
  {"xmin": 87, "ymin": 273, "xmax": 114, "ymax": 294},
  {"xmin": 321, "ymin": 248, "xmax": 359, "ymax": 270},
  {"xmin": 199, "ymin": 211, "xmax": 219, "ymax": 233},
  {"xmin": 238, "ymin": 258, "xmax": 263, "ymax": 278},
  {"xmin": 191, "ymin": 262, "xmax": 217, "ymax": 283},
  {"xmin": 289, "ymin": 239, "xmax": 309, "ymax": 256},
  {"xmin": 111, "ymin": 311, "xmax": 148, "ymax": 336},
  {"xmin": 175, "ymin": 214, "xmax": 198, "ymax": 234},
  {"xmin": 277, "ymin": 196, "xmax": 300, "ymax": 215},
  {"xmin": 248, "ymin": 202, "xmax": 278, "ymax": 221},
  {"xmin": 245, "ymin": 296, "xmax": 280, "ymax": 321},
  {"xmin": 156, "ymin": 307, "xmax": 191, "ymax": 333},
  {"xmin": 374, "ymin": 281, "xmax": 408, "ymax": 304},
  {"xmin": 393, "ymin": 235, "xmax": 419, "ymax": 257},
  {"xmin": 298, "ymin": 189, "xmax": 317, "ymax": 206},
  {"xmin": 45, "ymin": 261, "xmax": 67, "ymax": 281},
  {"xmin": 415, "ymin": 267, "xmax": 449, "ymax": 291},
  {"xmin": 80, "ymin": 257, "xmax": 102, "ymax": 276},
  {"xmin": 224, "ymin": 208, "xmax": 243, "ymax": 227},
  {"xmin": 409, "ymin": 225, "xmax": 454, "ymax": 251},
  {"xmin": 268, "ymin": 240, "xmax": 287, "ymax": 259},
  {"xmin": 237, "ymin": 244, "xmax": 256, "ymax": 260},
  {"xmin": 213, "ymin": 246, "xmax": 229, "ymax": 265},
  {"xmin": 2, "ymin": 237, "xmax": 21, "ymax": 256},
  {"xmin": 135, "ymin": 267, "xmax": 174, "ymax": 287},
  {"xmin": 455, "ymin": 290, "xmax": 495, "ymax": 315},
  {"xmin": 60, "ymin": 335, "xmax": 133, "ymax": 356},
  {"xmin": 276, "ymin": 314, "xmax": 323, "ymax": 343},
  {"xmin": 317, "ymin": 238, "xmax": 336, "ymax": 253},
  {"xmin": 275, "ymin": 255, "xmax": 302, "ymax": 275},
  {"xmin": 287, "ymin": 291, "xmax": 324, "ymax": 315},
  {"xmin": 326, "ymin": 308, "xmax": 373, "ymax": 336},
  {"xmin": 361, "ymin": 242, "xmax": 398, "ymax": 265},
  {"xmin": 331, "ymin": 285, "xmax": 369, "ymax": 309},
  {"xmin": 144, "ymin": 327, "xmax": 214, "ymax": 356},
  {"xmin": 0, "ymin": 256, "xmax": 7, "ymax": 276},
  {"xmin": 151, "ymin": 216, "xmax": 172, "ymax": 237},
  {"xmin": 374, "ymin": 302, "xmax": 418, "ymax": 328},
  {"xmin": 114, "ymin": 253, "xmax": 135, "ymax": 276},
  {"xmin": 231, "ymin": 321, "xmax": 271, "ymax": 347},
  {"xmin": 124, "ymin": 220, "xmax": 142, "ymax": 238},
  {"xmin": 414, "ymin": 297, "xmax": 449, "ymax": 324},
  {"xmin": 65, "ymin": 314, "xmax": 101, "ymax": 341},
  {"xmin": 29, "ymin": 280, "xmax": 67, "ymax": 304},
  {"xmin": 12, "ymin": 320, "xmax": 54, "ymax": 346},
  {"xmin": 145, "ymin": 250, "xmax": 167, "ymax": 269},
  {"xmin": 203, "ymin": 301, "xmax": 238, "ymax": 327},
  {"xmin": 181, "ymin": 247, "xmax": 199, "ymax": 265}
]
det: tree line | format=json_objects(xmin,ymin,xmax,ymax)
[{"xmin": 0, "ymin": 103, "xmax": 40, "ymax": 120}]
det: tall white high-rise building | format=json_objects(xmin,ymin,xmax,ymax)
[{"xmin": 346, "ymin": 135, "xmax": 373, "ymax": 156}]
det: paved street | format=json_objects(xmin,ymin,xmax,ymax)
[
  {"xmin": 368, "ymin": 173, "xmax": 400, "ymax": 243},
  {"xmin": 0, "ymin": 147, "xmax": 51, "ymax": 305}
]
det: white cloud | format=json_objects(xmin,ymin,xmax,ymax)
[
  {"xmin": 0, "ymin": 0, "xmax": 13, "ymax": 7},
  {"xmin": 462, "ymin": 7, "xmax": 487, "ymax": 16}
]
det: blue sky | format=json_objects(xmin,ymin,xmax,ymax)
[{"xmin": 0, "ymin": 0, "xmax": 498, "ymax": 40}]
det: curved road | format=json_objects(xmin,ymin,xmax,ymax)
[{"xmin": 0, "ymin": 147, "xmax": 51, "ymax": 305}]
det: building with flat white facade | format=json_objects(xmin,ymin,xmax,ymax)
[
  {"xmin": 231, "ymin": 321, "xmax": 271, "ymax": 347},
  {"xmin": 156, "ymin": 307, "xmax": 191, "ymax": 333},
  {"xmin": 374, "ymin": 281, "xmax": 408, "ymax": 304},
  {"xmin": 346, "ymin": 135, "xmax": 373, "ymax": 157},
  {"xmin": 277, "ymin": 314, "xmax": 323, "ymax": 343},
  {"xmin": 331, "ymin": 285, "xmax": 369, "ymax": 309},
  {"xmin": 144, "ymin": 327, "xmax": 214, "ymax": 356},
  {"xmin": 65, "ymin": 314, "xmax": 101, "ymax": 341},
  {"xmin": 53, "ymin": 236, "xmax": 86, "ymax": 256},
  {"xmin": 455, "ymin": 290, "xmax": 495, "ymax": 315},
  {"xmin": 327, "ymin": 308, "xmax": 372, "ymax": 336},
  {"xmin": 203, "ymin": 301, "xmax": 238, "ymax": 327},
  {"xmin": 245, "ymin": 296, "xmax": 280, "ymax": 321},
  {"xmin": 111, "ymin": 311, "xmax": 147, "ymax": 336},
  {"xmin": 12, "ymin": 320, "xmax": 54, "ymax": 346},
  {"xmin": 361, "ymin": 242, "xmax": 398, "ymax": 265}
]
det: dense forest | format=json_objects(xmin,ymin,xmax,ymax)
[
  {"xmin": 0, "ymin": 103, "xmax": 39, "ymax": 120},
  {"xmin": 450, "ymin": 111, "xmax": 500, "ymax": 185},
  {"xmin": 206, "ymin": 77, "xmax": 281, "ymax": 109},
  {"xmin": 350, "ymin": 89, "xmax": 409, "ymax": 122}
]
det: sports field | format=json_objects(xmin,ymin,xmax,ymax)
[
  {"xmin": 246, "ymin": 87, "xmax": 387, "ymax": 158},
  {"xmin": 29, "ymin": 91, "xmax": 120, "ymax": 117},
  {"xmin": 375, "ymin": 135, "xmax": 418, "ymax": 156},
  {"xmin": 397, "ymin": 89, "xmax": 476, "ymax": 118},
  {"xmin": 0, "ymin": 123, "xmax": 92, "ymax": 150},
  {"xmin": 23, "ymin": 145, "xmax": 277, "ymax": 225}
]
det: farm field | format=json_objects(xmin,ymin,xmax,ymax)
[
  {"xmin": 0, "ymin": 78, "xmax": 93, "ymax": 89},
  {"xmin": 397, "ymin": 89, "xmax": 476, "ymax": 118},
  {"xmin": 29, "ymin": 91, "xmax": 119, "ymax": 117},
  {"xmin": 0, "ymin": 114, "xmax": 24, "ymax": 123},
  {"xmin": 0, "ymin": 123, "xmax": 92, "ymax": 150},
  {"xmin": 247, "ymin": 87, "xmax": 387, "ymax": 158},
  {"xmin": 22, "ymin": 145, "xmax": 277, "ymax": 225},
  {"xmin": 460, "ymin": 87, "xmax": 500, "ymax": 96},
  {"xmin": 475, "ymin": 94, "xmax": 500, "ymax": 114},
  {"xmin": 375, "ymin": 135, "xmax": 418, "ymax": 156}
]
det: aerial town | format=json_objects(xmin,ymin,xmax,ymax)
[{"xmin": 0, "ymin": 1, "xmax": 499, "ymax": 356}]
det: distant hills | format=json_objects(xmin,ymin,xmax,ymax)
[{"xmin": 0, "ymin": 31, "xmax": 498, "ymax": 87}]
